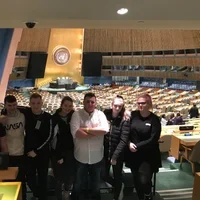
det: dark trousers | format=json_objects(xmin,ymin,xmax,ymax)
[
  {"xmin": 9, "ymin": 155, "xmax": 27, "ymax": 200},
  {"xmin": 51, "ymin": 150, "xmax": 75, "ymax": 200},
  {"xmin": 131, "ymin": 162, "xmax": 153, "ymax": 200},
  {"xmin": 26, "ymin": 152, "xmax": 49, "ymax": 200},
  {"xmin": 102, "ymin": 158, "xmax": 123, "ymax": 200},
  {"xmin": 71, "ymin": 159, "xmax": 102, "ymax": 200}
]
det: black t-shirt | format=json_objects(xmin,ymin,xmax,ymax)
[{"xmin": 0, "ymin": 123, "xmax": 6, "ymax": 137}]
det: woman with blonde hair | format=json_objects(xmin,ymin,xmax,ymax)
[
  {"xmin": 126, "ymin": 93, "xmax": 161, "ymax": 200},
  {"xmin": 103, "ymin": 95, "xmax": 130, "ymax": 200}
]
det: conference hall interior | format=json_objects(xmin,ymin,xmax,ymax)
[{"xmin": 0, "ymin": 1, "xmax": 200, "ymax": 200}]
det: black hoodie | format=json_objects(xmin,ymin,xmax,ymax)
[{"xmin": 51, "ymin": 109, "xmax": 74, "ymax": 160}]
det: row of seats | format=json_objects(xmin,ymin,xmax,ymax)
[{"xmin": 3, "ymin": 86, "xmax": 200, "ymax": 120}]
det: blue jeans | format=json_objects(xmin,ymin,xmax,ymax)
[{"xmin": 71, "ymin": 159, "xmax": 102, "ymax": 200}]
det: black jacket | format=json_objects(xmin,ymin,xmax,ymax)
[
  {"xmin": 104, "ymin": 109, "xmax": 129, "ymax": 161},
  {"xmin": 189, "ymin": 106, "xmax": 199, "ymax": 118},
  {"xmin": 51, "ymin": 109, "xmax": 74, "ymax": 160},
  {"xmin": 126, "ymin": 110, "xmax": 162, "ymax": 172},
  {"xmin": 23, "ymin": 108, "xmax": 52, "ymax": 154}
]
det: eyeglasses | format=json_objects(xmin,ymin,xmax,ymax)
[{"xmin": 137, "ymin": 102, "xmax": 146, "ymax": 105}]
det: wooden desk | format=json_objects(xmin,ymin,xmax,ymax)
[
  {"xmin": 192, "ymin": 173, "xmax": 200, "ymax": 200},
  {"xmin": 173, "ymin": 130, "xmax": 200, "ymax": 134},
  {"xmin": 0, "ymin": 182, "xmax": 21, "ymax": 200},
  {"xmin": 0, "ymin": 167, "xmax": 18, "ymax": 181},
  {"xmin": 177, "ymin": 135, "xmax": 200, "ymax": 146},
  {"xmin": 170, "ymin": 135, "xmax": 200, "ymax": 159}
]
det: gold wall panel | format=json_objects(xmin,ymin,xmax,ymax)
[
  {"xmin": 84, "ymin": 29, "xmax": 200, "ymax": 52},
  {"xmin": 103, "ymin": 56, "xmax": 200, "ymax": 67},
  {"xmin": 17, "ymin": 28, "xmax": 51, "ymax": 52},
  {"xmin": 36, "ymin": 29, "xmax": 84, "ymax": 87},
  {"xmin": 101, "ymin": 70, "xmax": 200, "ymax": 81},
  {"xmin": 13, "ymin": 57, "xmax": 29, "ymax": 67}
]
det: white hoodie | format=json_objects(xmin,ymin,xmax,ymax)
[{"xmin": 5, "ymin": 110, "xmax": 25, "ymax": 156}]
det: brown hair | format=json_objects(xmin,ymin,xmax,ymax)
[
  {"xmin": 30, "ymin": 93, "xmax": 42, "ymax": 101},
  {"xmin": 84, "ymin": 92, "xmax": 96, "ymax": 100},
  {"xmin": 61, "ymin": 96, "xmax": 73, "ymax": 106}
]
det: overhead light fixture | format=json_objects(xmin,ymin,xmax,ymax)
[{"xmin": 117, "ymin": 8, "xmax": 128, "ymax": 15}]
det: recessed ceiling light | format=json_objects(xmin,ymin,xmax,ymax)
[{"xmin": 117, "ymin": 8, "xmax": 128, "ymax": 15}]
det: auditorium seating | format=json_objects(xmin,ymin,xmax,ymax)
[{"xmin": 3, "ymin": 86, "xmax": 200, "ymax": 121}]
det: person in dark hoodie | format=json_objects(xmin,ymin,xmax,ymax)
[
  {"xmin": 24, "ymin": 93, "xmax": 52, "ymax": 200},
  {"xmin": 103, "ymin": 95, "xmax": 130, "ymax": 200},
  {"xmin": 51, "ymin": 96, "xmax": 75, "ymax": 200}
]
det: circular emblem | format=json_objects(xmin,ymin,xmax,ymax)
[{"xmin": 53, "ymin": 46, "xmax": 70, "ymax": 65}]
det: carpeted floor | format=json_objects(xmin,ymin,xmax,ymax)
[{"xmin": 26, "ymin": 153, "xmax": 195, "ymax": 200}]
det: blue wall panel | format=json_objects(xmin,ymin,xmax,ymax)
[
  {"xmin": 0, "ymin": 28, "xmax": 14, "ymax": 81},
  {"xmin": 8, "ymin": 79, "xmax": 35, "ymax": 88},
  {"xmin": 84, "ymin": 76, "xmax": 112, "ymax": 85}
]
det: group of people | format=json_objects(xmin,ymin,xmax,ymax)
[
  {"xmin": 161, "ymin": 113, "xmax": 184, "ymax": 125},
  {"xmin": 160, "ymin": 103, "xmax": 200, "ymax": 126},
  {"xmin": 0, "ymin": 92, "xmax": 162, "ymax": 200}
]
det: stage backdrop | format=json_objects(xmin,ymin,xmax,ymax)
[{"xmin": 35, "ymin": 29, "xmax": 84, "ymax": 87}]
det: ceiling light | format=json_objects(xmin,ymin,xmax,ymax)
[{"xmin": 117, "ymin": 8, "xmax": 128, "ymax": 15}]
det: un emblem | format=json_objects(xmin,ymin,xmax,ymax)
[{"xmin": 53, "ymin": 46, "xmax": 70, "ymax": 65}]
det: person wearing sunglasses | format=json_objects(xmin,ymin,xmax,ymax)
[{"xmin": 126, "ymin": 94, "xmax": 161, "ymax": 200}]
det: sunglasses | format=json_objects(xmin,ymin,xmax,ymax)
[{"xmin": 137, "ymin": 102, "xmax": 146, "ymax": 105}]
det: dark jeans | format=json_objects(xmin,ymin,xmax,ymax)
[
  {"xmin": 51, "ymin": 150, "xmax": 75, "ymax": 200},
  {"xmin": 71, "ymin": 159, "xmax": 102, "ymax": 200},
  {"xmin": 9, "ymin": 155, "xmax": 27, "ymax": 200},
  {"xmin": 102, "ymin": 158, "xmax": 123, "ymax": 200},
  {"xmin": 131, "ymin": 162, "xmax": 153, "ymax": 200},
  {"xmin": 26, "ymin": 152, "xmax": 49, "ymax": 200}
]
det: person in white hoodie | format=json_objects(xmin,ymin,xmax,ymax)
[{"xmin": 2, "ymin": 95, "xmax": 26, "ymax": 200}]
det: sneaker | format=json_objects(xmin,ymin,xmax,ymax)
[{"xmin": 118, "ymin": 182, "xmax": 124, "ymax": 200}]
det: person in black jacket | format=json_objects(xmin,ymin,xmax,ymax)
[
  {"xmin": 0, "ymin": 123, "xmax": 7, "ymax": 152},
  {"xmin": 126, "ymin": 94, "xmax": 161, "ymax": 200},
  {"xmin": 24, "ymin": 93, "xmax": 52, "ymax": 200},
  {"xmin": 189, "ymin": 104, "xmax": 199, "ymax": 118},
  {"xmin": 51, "ymin": 96, "xmax": 75, "ymax": 200},
  {"xmin": 103, "ymin": 95, "xmax": 130, "ymax": 200}
]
